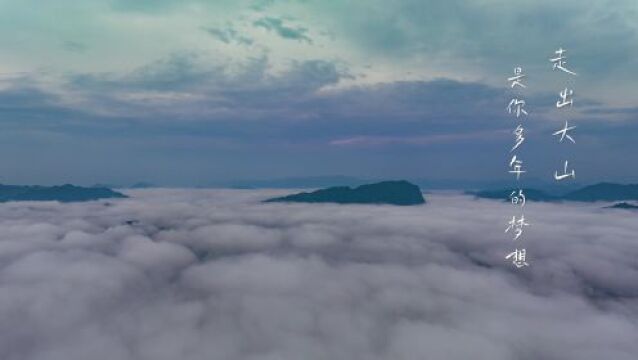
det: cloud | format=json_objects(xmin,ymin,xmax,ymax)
[
  {"xmin": 329, "ymin": 131, "xmax": 506, "ymax": 147},
  {"xmin": 1, "ymin": 0, "xmax": 637, "ymax": 105},
  {"xmin": 0, "ymin": 189, "xmax": 636, "ymax": 359},
  {"xmin": 62, "ymin": 53, "xmax": 347, "ymax": 119},
  {"xmin": 253, "ymin": 17, "xmax": 312, "ymax": 43},
  {"xmin": 1, "ymin": 58, "xmax": 637, "ymax": 184},
  {"xmin": 203, "ymin": 27, "xmax": 254, "ymax": 46}
]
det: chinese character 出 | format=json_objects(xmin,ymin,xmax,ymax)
[{"xmin": 556, "ymin": 88, "xmax": 574, "ymax": 108}]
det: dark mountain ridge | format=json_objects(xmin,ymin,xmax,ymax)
[
  {"xmin": 0, "ymin": 184, "xmax": 127, "ymax": 202},
  {"xmin": 470, "ymin": 182, "xmax": 638, "ymax": 203},
  {"xmin": 265, "ymin": 180, "xmax": 425, "ymax": 205}
]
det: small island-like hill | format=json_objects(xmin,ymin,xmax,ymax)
[
  {"xmin": 0, "ymin": 184, "xmax": 127, "ymax": 203},
  {"xmin": 264, "ymin": 180, "xmax": 425, "ymax": 206}
]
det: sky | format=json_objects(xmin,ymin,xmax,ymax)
[
  {"xmin": 1, "ymin": 189, "xmax": 637, "ymax": 360},
  {"xmin": 0, "ymin": 0, "xmax": 637, "ymax": 186}
]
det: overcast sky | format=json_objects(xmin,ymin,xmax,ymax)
[{"xmin": 0, "ymin": 0, "xmax": 636, "ymax": 186}]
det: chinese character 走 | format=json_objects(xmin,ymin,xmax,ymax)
[
  {"xmin": 505, "ymin": 248, "xmax": 530, "ymax": 268},
  {"xmin": 550, "ymin": 47, "xmax": 577, "ymax": 75}
]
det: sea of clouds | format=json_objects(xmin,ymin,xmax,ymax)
[{"xmin": 0, "ymin": 189, "xmax": 636, "ymax": 360}]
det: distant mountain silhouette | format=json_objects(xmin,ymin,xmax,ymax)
[
  {"xmin": 605, "ymin": 202, "xmax": 638, "ymax": 210},
  {"xmin": 471, "ymin": 182, "xmax": 638, "ymax": 202},
  {"xmin": 563, "ymin": 183, "xmax": 638, "ymax": 202},
  {"xmin": 417, "ymin": 177, "xmax": 582, "ymax": 192},
  {"xmin": 226, "ymin": 176, "xmax": 367, "ymax": 189},
  {"xmin": 219, "ymin": 176, "xmax": 583, "ymax": 191},
  {"xmin": 0, "ymin": 184, "xmax": 127, "ymax": 202},
  {"xmin": 264, "ymin": 180, "xmax": 425, "ymax": 205},
  {"xmin": 92, "ymin": 183, "xmax": 121, "ymax": 189},
  {"xmin": 129, "ymin": 182, "xmax": 155, "ymax": 189}
]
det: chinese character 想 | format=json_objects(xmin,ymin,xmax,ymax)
[{"xmin": 505, "ymin": 248, "xmax": 530, "ymax": 268}]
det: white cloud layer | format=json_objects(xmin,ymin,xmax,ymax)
[{"xmin": 0, "ymin": 189, "xmax": 637, "ymax": 360}]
